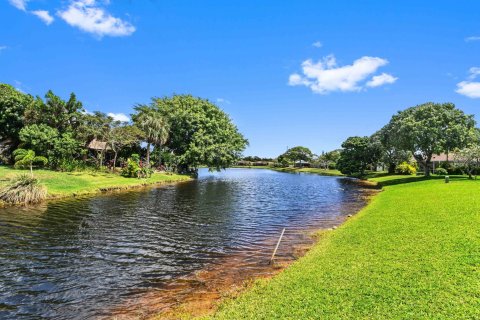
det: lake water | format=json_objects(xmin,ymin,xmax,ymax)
[{"xmin": 0, "ymin": 168, "xmax": 373, "ymax": 319}]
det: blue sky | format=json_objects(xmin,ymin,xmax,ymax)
[{"xmin": 1, "ymin": 1, "xmax": 480, "ymax": 157}]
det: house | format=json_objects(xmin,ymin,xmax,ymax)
[
  {"xmin": 294, "ymin": 160, "xmax": 311, "ymax": 168},
  {"xmin": 88, "ymin": 139, "xmax": 111, "ymax": 151},
  {"xmin": 415, "ymin": 152, "xmax": 462, "ymax": 172}
]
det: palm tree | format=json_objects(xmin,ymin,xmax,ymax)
[
  {"xmin": 13, "ymin": 149, "xmax": 48, "ymax": 177},
  {"xmin": 133, "ymin": 105, "xmax": 170, "ymax": 167}
]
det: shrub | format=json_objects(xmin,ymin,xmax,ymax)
[
  {"xmin": 121, "ymin": 157, "xmax": 141, "ymax": 178},
  {"xmin": 435, "ymin": 168, "xmax": 448, "ymax": 176},
  {"xmin": 121, "ymin": 154, "xmax": 153, "ymax": 178},
  {"xmin": 0, "ymin": 174, "xmax": 47, "ymax": 205},
  {"xmin": 395, "ymin": 162, "xmax": 417, "ymax": 175}
]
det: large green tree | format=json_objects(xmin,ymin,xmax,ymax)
[
  {"xmin": 388, "ymin": 102, "xmax": 475, "ymax": 176},
  {"xmin": 24, "ymin": 90, "xmax": 84, "ymax": 133},
  {"xmin": 337, "ymin": 136, "xmax": 382, "ymax": 176},
  {"xmin": 151, "ymin": 95, "xmax": 248, "ymax": 173},
  {"xmin": 0, "ymin": 84, "xmax": 33, "ymax": 144},
  {"xmin": 372, "ymin": 125, "xmax": 411, "ymax": 174},
  {"xmin": 277, "ymin": 146, "xmax": 314, "ymax": 166}
]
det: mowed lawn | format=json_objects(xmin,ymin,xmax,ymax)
[
  {"xmin": 207, "ymin": 176, "xmax": 480, "ymax": 319},
  {"xmin": 0, "ymin": 166, "xmax": 191, "ymax": 198}
]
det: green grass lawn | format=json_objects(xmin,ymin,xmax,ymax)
[
  {"xmin": 206, "ymin": 176, "xmax": 480, "ymax": 319},
  {"xmin": 0, "ymin": 166, "xmax": 191, "ymax": 199}
]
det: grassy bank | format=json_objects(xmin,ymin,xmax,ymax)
[
  {"xmin": 0, "ymin": 166, "xmax": 191, "ymax": 199},
  {"xmin": 206, "ymin": 175, "xmax": 480, "ymax": 319}
]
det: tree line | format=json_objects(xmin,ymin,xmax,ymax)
[
  {"xmin": 245, "ymin": 102, "xmax": 479, "ymax": 179},
  {"xmin": 337, "ymin": 102, "xmax": 478, "ymax": 177},
  {"xmin": 0, "ymin": 84, "xmax": 248, "ymax": 175}
]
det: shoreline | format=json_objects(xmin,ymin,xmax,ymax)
[
  {"xmin": 205, "ymin": 174, "xmax": 479, "ymax": 319},
  {"xmin": 140, "ymin": 175, "xmax": 378, "ymax": 320},
  {"xmin": 231, "ymin": 165, "xmax": 344, "ymax": 177},
  {"xmin": 0, "ymin": 166, "xmax": 192, "ymax": 207}
]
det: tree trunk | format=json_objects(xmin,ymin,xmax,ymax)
[
  {"xmin": 146, "ymin": 142, "xmax": 151, "ymax": 167},
  {"xmin": 30, "ymin": 163, "xmax": 33, "ymax": 178},
  {"xmin": 113, "ymin": 151, "xmax": 118, "ymax": 172},
  {"xmin": 425, "ymin": 157, "xmax": 432, "ymax": 176},
  {"xmin": 388, "ymin": 163, "xmax": 396, "ymax": 174}
]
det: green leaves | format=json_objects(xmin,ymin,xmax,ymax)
[
  {"xmin": 151, "ymin": 95, "xmax": 248, "ymax": 173},
  {"xmin": 0, "ymin": 84, "xmax": 32, "ymax": 142},
  {"xmin": 13, "ymin": 148, "xmax": 48, "ymax": 171},
  {"xmin": 337, "ymin": 136, "xmax": 382, "ymax": 176},
  {"xmin": 387, "ymin": 102, "xmax": 475, "ymax": 175}
]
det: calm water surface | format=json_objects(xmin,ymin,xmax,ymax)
[{"xmin": 0, "ymin": 169, "xmax": 372, "ymax": 319}]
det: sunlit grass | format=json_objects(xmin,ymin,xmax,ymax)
[
  {"xmin": 0, "ymin": 166, "xmax": 191, "ymax": 199},
  {"xmin": 206, "ymin": 176, "xmax": 480, "ymax": 319}
]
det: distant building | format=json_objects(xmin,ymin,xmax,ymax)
[
  {"xmin": 87, "ymin": 139, "xmax": 111, "ymax": 151},
  {"xmin": 294, "ymin": 160, "xmax": 311, "ymax": 168}
]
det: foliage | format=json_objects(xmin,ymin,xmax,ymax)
[
  {"xmin": 0, "ymin": 84, "xmax": 32, "ymax": 143},
  {"xmin": 434, "ymin": 168, "xmax": 448, "ymax": 176},
  {"xmin": 107, "ymin": 124, "xmax": 142, "ymax": 169},
  {"xmin": 394, "ymin": 161, "xmax": 417, "ymax": 175},
  {"xmin": 132, "ymin": 105, "xmax": 170, "ymax": 166},
  {"xmin": 455, "ymin": 145, "xmax": 480, "ymax": 179},
  {"xmin": 337, "ymin": 136, "xmax": 382, "ymax": 177},
  {"xmin": 387, "ymin": 102, "xmax": 475, "ymax": 176},
  {"xmin": 18, "ymin": 125, "xmax": 83, "ymax": 169},
  {"xmin": 13, "ymin": 149, "xmax": 48, "ymax": 176},
  {"xmin": 24, "ymin": 90, "xmax": 84, "ymax": 133},
  {"xmin": 314, "ymin": 150, "xmax": 341, "ymax": 169},
  {"xmin": 277, "ymin": 146, "xmax": 314, "ymax": 166},
  {"xmin": 372, "ymin": 125, "xmax": 412, "ymax": 173},
  {"xmin": 121, "ymin": 154, "xmax": 153, "ymax": 178},
  {"xmin": 0, "ymin": 174, "xmax": 47, "ymax": 204},
  {"xmin": 153, "ymin": 95, "xmax": 248, "ymax": 173}
]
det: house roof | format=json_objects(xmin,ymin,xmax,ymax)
[
  {"xmin": 88, "ymin": 139, "xmax": 111, "ymax": 151},
  {"xmin": 431, "ymin": 153, "xmax": 451, "ymax": 162}
]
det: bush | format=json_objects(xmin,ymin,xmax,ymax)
[
  {"xmin": 121, "ymin": 154, "xmax": 153, "ymax": 178},
  {"xmin": 395, "ymin": 162, "xmax": 417, "ymax": 175},
  {"xmin": 328, "ymin": 163, "xmax": 337, "ymax": 170},
  {"xmin": 121, "ymin": 157, "xmax": 141, "ymax": 178},
  {"xmin": 435, "ymin": 168, "xmax": 448, "ymax": 176},
  {"xmin": 0, "ymin": 174, "xmax": 47, "ymax": 205}
]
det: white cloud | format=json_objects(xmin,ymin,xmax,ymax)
[
  {"xmin": 8, "ymin": 0, "xmax": 28, "ymax": 11},
  {"xmin": 468, "ymin": 67, "xmax": 480, "ymax": 79},
  {"xmin": 456, "ymin": 82, "xmax": 480, "ymax": 98},
  {"xmin": 366, "ymin": 73, "xmax": 398, "ymax": 87},
  {"xmin": 216, "ymin": 98, "xmax": 231, "ymax": 104},
  {"xmin": 312, "ymin": 41, "xmax": 322, "ymax": 48},
  {"xmin": 289, "ymin": 54, "xmax": 395, "ymax": 94},
  {"xmin": 108, "ymin": 112, "xmax": 130, "ymax": 122},
  {"xmin": 456, "ymin": 67, "xmax": 480, "ymax": 98},
  {"xmin": 58, "ymin": 0, "xmax": 136, "ymax": 38},
  {"xmin": 32, "ymin": 10, "xmax": 54, "ymax": 25},
  {"xmin": 465, "ymin": 36, "xmax": 480, "ymax": 42}
]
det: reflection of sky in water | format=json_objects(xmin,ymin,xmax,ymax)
[{"xmin": 0, "ymin": 168, "xmax": 370, "ymax": 319}]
